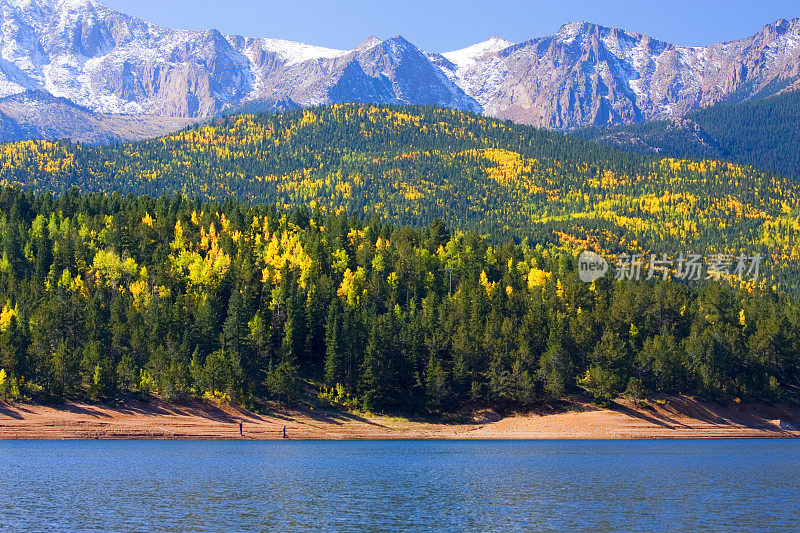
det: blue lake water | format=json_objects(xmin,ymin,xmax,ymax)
[{"xmin": 1, "ymin": 439, "xmax": 799, "ymax": 531}]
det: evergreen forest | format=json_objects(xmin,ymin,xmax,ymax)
[{"xmin": 0, "ymin": 187, "xmax": 796, "ymax": 410}]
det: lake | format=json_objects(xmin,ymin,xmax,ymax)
[{"xmin": 1, "ymin": 440, "xmax": 799, "ymax": 531}]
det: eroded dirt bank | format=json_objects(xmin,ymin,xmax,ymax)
[{"xmin": 1, "ymin": 396, "xmax": 798, "ymax": 440}]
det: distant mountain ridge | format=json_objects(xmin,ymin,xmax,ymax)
[
  {"xmin": 437, "ymin": 19, "xmax": 800, "ymax": 128},
  {"xmin": 0, "ymin": 0, "xmax": 799, "ymax": 140},
  {"xmin": 0, "ymin": 0, "xmax": 480, "ymax": 118},
  {"xmin": 0, "ymin": 90, "xmax": 197, "ymax": 143}
]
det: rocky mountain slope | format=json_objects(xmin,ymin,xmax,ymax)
[
  {"xmin": 0, "ymin": 0, "xmax": 799, "ymax": 138},
  {"xmin": 436, "ymin": 19, "xmax": 800, "ymax": 128},
  {"xmin": 0, "ymin": 90, "xmax": 197, "ymax": 143},
  {"xmin": 0, "ymin": 0, "xmax": 479, "ymax": 119}
]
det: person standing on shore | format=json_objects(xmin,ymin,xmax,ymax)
[
  {"xmin": 239, "ymin": 421, "xmax": 243, "ymax": 436},
  {"xmin": 282, "ymin": 426, "xmax": 287, "ymax": 439}
]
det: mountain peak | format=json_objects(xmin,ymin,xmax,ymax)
[
  {"xmin": 553, "ymin": 20, "xmax": 642, "ymax": 45},
  {"xmin": 555, "ymin": 20, "xmax": 603, "ymax": 40},
  {"xmin": 377, "ymin": 35, "xmax": 419, "ymax": 56},
  {"xmin": 386, "ymin": 35, "xmax": 414, "ymax": 46},
  {"xmin": 356, "ymin": 35, "xmax": 382, "ymax": 51},
  {"xmin": 758, "ymin": 17, "xmax": 800, "ymax": 35},
  {"xmin": 486, "ymin": 36, "xmax": 512, "ymax": 45}
]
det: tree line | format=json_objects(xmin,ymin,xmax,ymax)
[{"xmin": 0, "ymin": 187, "xmax": 796, "ymax": 411}]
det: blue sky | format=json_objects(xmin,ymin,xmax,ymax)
[{"xmin": 102, "ymin": 0, "xmax": 800, "ymax": 52}]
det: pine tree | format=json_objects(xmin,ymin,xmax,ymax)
[
  {"xmin": 539, "ymin": 316, "xmax": 573, "ymax": 399},
  {"xmin": 324, "ymin": 300, "xmax": 343, "ymax": 387},
  {"xmin": 424, "ymin": 354, "xmax": 449, "ymax": 410},
  {"xmin": 0, "ymin": 315, "xmax": 27, "ymax": 379},
  {"xmin": 223, "ymin": 285, "xmax": 249, "ymax": 360}
]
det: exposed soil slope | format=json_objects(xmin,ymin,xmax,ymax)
[{"xmin": 1, "ymin": 396, "xmax": 798, "ymax": 440}]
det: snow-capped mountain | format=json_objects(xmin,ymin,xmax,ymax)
[
  {"xmin": 438, "ymin": 19, "xmax": 800, "ymax": 128},
  {"xmin": 0, "ymin": 0, "xmax": 479, "ymax": 119},
  {"xmin": 0, "ymin": 0, "xmax": 799, "ymax": 139},
  {"xmin": 431, "ymin": 36, "xmax": 513, "ymax": 108}
]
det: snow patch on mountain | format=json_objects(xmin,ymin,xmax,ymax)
[
  {"xmin": 442, "ymin": 36, "xmax": 512, "ymax": 69},
  {"xmin": 556, "ymin": 21, "xmax": 587, "ymax": 45},
  {"xmin": 257, "ymin": 37, "xmax": 348, "ymax": 66},
  {"xmin": 439, "ymin": 37, "xmax": 513, "ymax": 107}
]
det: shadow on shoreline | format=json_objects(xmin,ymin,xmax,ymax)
[{"xmin": 2, "ymin": 394, "xmax": 798, "ymax": 435}]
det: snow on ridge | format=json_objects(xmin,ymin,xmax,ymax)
[
  {"xmin": 258, "ymin": 37, "xmax": 349, "ymax": 66},
  {"xmin": 555, "ymin": 21, "xmax": 588, "ymax": 45},
  {"xmin": 54, "ymin": 0, "xmax": 102, "ymax": 9},
  {"xmin": 442, "ymin": 36, "xmax": 513, "ymax": 69},
  {"xmin": 6, "ymin": 0, "xmax": 53, "ymax": 9},
  {"xmin": 439, "ymin": 37, "xmax": 512, "ymax": 107}
]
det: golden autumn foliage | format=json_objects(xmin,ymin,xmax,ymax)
[
  {"xmin": 0, "ymin": 104, "xmax": 799, "ymax": 290},
  {"xmin": 0, "ymin": 304, "xmax": 16, "ymax": 331}
]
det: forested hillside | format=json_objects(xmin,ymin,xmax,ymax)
[
  {"xmin": 0, "ymin": 104, "xmax": 799, "ymax": 293},
  {"xmin": 578, "ymin": 90, "xmax": 800, "ymax": 180},
  {"xmin": 0, "ymin": 188, "xmax": 797, "ymax": 410}
]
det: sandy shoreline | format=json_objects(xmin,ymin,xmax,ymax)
[{"xmin": 1, "ymin": 395, "xmax": 798, "ymax": 440}]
